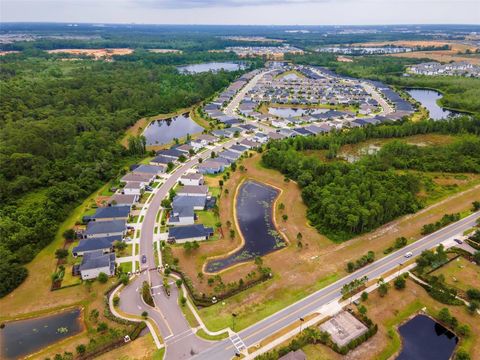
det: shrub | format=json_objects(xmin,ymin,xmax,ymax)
[{"xmin": 97, "ymin": 272, "xmax": 108, "ymax": 283}]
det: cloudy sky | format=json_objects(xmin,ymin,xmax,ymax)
[{"xmin": 1, "ymin": 0, "xmax": 479, "ymax": 25}]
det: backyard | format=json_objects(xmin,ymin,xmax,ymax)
[{"xmin": 431, "ymin": 256, "xmax": 480, "ymax": 292}]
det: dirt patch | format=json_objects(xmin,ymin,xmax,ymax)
[{"xmin": 47, "ymin": 48, "xmax": 134, "ymax": 59}]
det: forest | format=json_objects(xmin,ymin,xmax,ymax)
[
  {"xmin": 262, "ymin": 117, "xmax": 480, "ymax": 241},
  {"xmin": 0, "ymin": 55, "xmax": 245, "ymax": 297}
]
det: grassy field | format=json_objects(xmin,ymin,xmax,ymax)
[
  {"xmin": 303, "ymin": 278, "xmax": 480, "ymax": 360},
  {"xmin": 431, "ymin": 256, "xmax": 480, "ymax": 292},
  {"xmin": 196, "ymin": 329, "xmax": 229, "ymax": 341},
  {"xmin": 196, "ymin": 210, "xmax": 218, "ymax": 228}
]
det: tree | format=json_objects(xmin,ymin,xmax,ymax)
[
  {"xmin": 219, "ymin": 180, "xmax": 224, "ymax": 188},
  {"xmin": 282, "ymin": 214, "xmax": 288, "ymax": 222},
  {"xmin": 114, "ymin": 240, "xmax": 127, "ymax": 251},
  {"xmin": 192, "ymin": 241, "xmax": 200, "ymax": 250},
  {"xmin": 394, "ymin": 276, "xmax": 406, "ymax": 290},
  {"xmin": 55, "ymin": 248, "xmax": 69, "ymax": 259},
  {"xmin": 180, "ymin": 296, "xmax": 187, "ymax": 306},
  {"xmin": 278, "ymin": 203, "xmax": 285, "ymax": 211},
  {"xmin": 97, "ymin": 272, "xmax": 108, "ymax": 283},
  {"xmin": 76, "ymin": 344, "xmax": 86, "ymax": 356},
  {"xmin": 358, "ymin": 305, "xmax": 367, "ymax": 315},
  {"xmin": 467, "ymin": 300, "xmax": 479, "ymax": 314},
  {"xmin": 183, "ymin": 241, "xmax": 192, "ymax": 252},
  {"xmin": 89, "ymin": 309, "xmax": 99, "ymax": 323},
  {"xmin": 229, "ymin": 229, "xmax": 235, "ymax": 239},
  {"xmin": 456, "ymin": 350, "xmax": 471, "ymax": 360},
  {"xmin": 254, "ymin": 256, "xmax": 263, "ymax": 267},
  {"xmin": 474, "ymin": 251, "xmax": 480, "ymax": 264},
  {"xmin": 63, "ymin": 229, "xmax": 76, "ymax": 241},
  {"xmin": 226, "ymin": 220, "xmax": 232, "ymax": 228},
  {"xmin": 141, "ymin": 311, "xmax": 148, "ymax": 318},
  {"xmin": 361, "ymin": 291, "xmax": 368, "ymax": 301},
  {"xmin": 97, "ymin": 322, "xmax": 108, "ymax": 332},
  {"xmin": 377, "ymin": 278, "xmax": 390, "ymax": 297},
  {"xmin": 438, "ymin": 308, "xmax": 452, "ymax": 324},
  {"xmin": 472, "ymin": 201, "xmax": 480, "ymax": 211},
  {"xmin": 113, "ymin": 295, "xmax": 120, "ymax": 306},
  {"xmin": 119, "ymin": 273, "xmax": 129, "ymax": 285},
  {"xmin": 176, "ymin": 279, "xmax": 183, "ymax": 288}
]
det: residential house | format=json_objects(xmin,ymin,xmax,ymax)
[
  {"xmin": 179, "ymin": 173, "xmax": 204, "ymax": 186},
  {"xmin": 197, "ymin": 161, "xmax": 224, "ymax": 174},
  {"xmin": 122, "ymin": 181, "xmax": 144, "ymax": 196},
  {"xmin": 79, "ymin": 251, "xmax": 116, "ymax": 280},
  {"xmin": 177, "ymin": 185, "xmax": 208, "ymax": 197},
  {"xmin": 167, "ymin": 224, "xmax": 214, "ymax": 244},
  {"xmin": 173, "ymin": 195, "xmax": 207, "ymax": 211},
  {"xmin": 150, "ymin": 155, "xmax": 175, "ymax": 166},
  {"xmin": 120, "ymin": 172, "xmax": 155, "ymax": 185},
  {"xmin": 254, "ymin": 132, "xmax": 269, "ymax": 143},
  {"xmin": 84, "ymin": 220, "xmax": 126, "ymax": 239},
  {"xmin": 190, "ymin": 134, "xmax": 217, "ymax": 150},
  {"xmin": 168, "ymin": 204, "xmax": 195, "ymax": 226},
  {"xmin": 132, "ymin": 164, "xmax": 165, "ymax": 176},
  {"xmin": 108, "ymin": 194, "xmax": 139, "ymax": 207},
  {"xmin": 72, "ymin": 235, "xmax": 120, "ymax": 257},
  {"xmin": 229, "ymin": 144, "xmax": 248, "ymax": 153},
  {"xmin": 90, "ymin": 205, "xmax": 131, "ymax": 222}
]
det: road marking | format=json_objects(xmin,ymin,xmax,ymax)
[{"xmin": 229, "ymin": 333, "xmax": 247, "ymax": 353}]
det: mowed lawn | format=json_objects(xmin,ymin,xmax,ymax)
[
  {"xmin": 303, "ymin": 278, "xmax": 480, "ymax": 360},
  {"xmin": 431, "ymin": 256, "xmax": 480, "ymax": 292}
]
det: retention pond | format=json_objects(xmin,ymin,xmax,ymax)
[
  {"xmin": 206, "ymin": 180, "xmax": 285, "ymax": 272},
  {"xmin": 143, "ymin": 113, "xmax": 203, "ymax": 146},
  {"xmin": 397, "ymin": 314, "xmax": 458, "ymax": 360},
  {"xmin": 0, "ymin": 308, "xmax": 83, "ymax": 360}
]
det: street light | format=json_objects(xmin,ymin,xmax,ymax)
[
  {"xmin": 299, "ymin": 317, "xmax": 305, "ymax": 333},
  {"xmin": 232, "ymin": 313, "xmax": 237, "ymax": 332},
  {"xmin": 397, "ymin": 262, "xmax": 403, "ymax": 277}
]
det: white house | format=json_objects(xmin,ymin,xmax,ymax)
[
  {"xmin": 179, "ymin": 173, "xmax": 204, "ymax": 186},
  {"xmin": 79, "ymin": 251, "xmax": 116, "ymax": 280}
]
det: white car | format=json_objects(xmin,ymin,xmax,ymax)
[{"xmin": 404, "ymin": 252, "xmax": 413, "ymax": 258}]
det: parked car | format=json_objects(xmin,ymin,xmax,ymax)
[
  {"xmin": 141, "ymin": 255, "xmax": 147, "ymax": 264},
  {"xmin": 404, "ymin": 252, "xmax": 413, "ymax": 258},
  {"xmin": 454, "ymin": 238, "xmax": 463, "ymax": 244},
  {"xmin": 145, "ymin": 186, "xmax": 153, "ymax": 192}
]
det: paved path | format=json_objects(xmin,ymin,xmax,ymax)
[{"xmin": 193, "ymin": 211, "xmax": 480, "ymax": 359}]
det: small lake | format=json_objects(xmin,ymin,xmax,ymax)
[
  {"xmin": 397, "ymin": 314, "xmax": 458, "ymax": 360},
  {"xmin": 143, "ymin": 113, "xmax": 203, "ymax": 146},
  {"xmin": 0, "ymin": 309, "xmax": 83, "ymax": 360},
  {"xmin": 268, "ymin": 107, "xmax": 329, "ymax": 118},
  {"xmin": 206, "ymin": 180, "xmax": 285, "ymax": 272},
  {"xmin": 177, "ymin": 62, "xmax": 246, "ymax": 74},
  {"xmin": 407, "ymin": 89, "xmax": 463, "ymax": 120}
]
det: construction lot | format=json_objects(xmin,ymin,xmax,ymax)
[{"xmin": 319, "ymin": 311, "xmax": 368, "ymax": 347}]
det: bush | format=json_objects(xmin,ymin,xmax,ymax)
[
  {"xmin": 97, "ymin": 322, "xmax": 108, "ymax": 332},
  {"xmin": 76, "ymin": 344, "xmax": 86, "ymax": 355},
  {"xmin": 394, "ymin": 276, "xmax": 406, "ymax": 290},
  {"xmin": 113, "ymin": 295, "xmax": 120, "ymax": 307},
  {"xmin": 456, "ymin": 349, "xmax": 471, "ymax": 360},
  {"xmin": 97, "ymin": 272, "xmax": 109, "ymax": 283}
]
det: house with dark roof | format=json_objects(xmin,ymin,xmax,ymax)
[
  {"xmin": 150, "ymin": 155, "xmax": 174, "ymax": 166},
  {"xmin": 293, "ymin": 127, "xmax": 313, "ymax": 136},
  {"xmin": 91, "ymin": 205, "xmax": 131, "ymax": 222},
  {"xmin": 197, "ymin": 161, "xmax": 224, "ymax": 174},
  {"xmin": 72, "ymin": 235, "xmax": 120, "ymax": 257},
  {"xmin": 168, "ymin": 204, "xmax": 195, "ymax": 226},
  {"xmin": 156, "ymin": 148, "xmax": 184, "ymax": 159},
  {"xmin": 132, "ymin": 164, "xmax": 165, "ymax": 176},
  {"xmin": 229, "ymin": 144, "xmax": 248, "ymax": 153},
  {"xmin": 173, "ymin": 195, "xmax": 207, "ymax": 211},
  {"xmin": 84, "ymin": 220, "xmax": 126, "ymax": 239},
  {"xmin": 120, "ymin": 172, "xmax": 155, "ymax": 184},
  {"xmin": 168, "ymin": 224, "xmax": 214, "ymax": 244},
  {"xmin": 219, "ymin": 150, "xmax": 242, "ymax": 162},
  {"xmin": 79, "ymin": 250, "xmax": 116, "ymax": 280}
]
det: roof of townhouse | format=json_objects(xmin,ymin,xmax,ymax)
[
  {"xmin": 194, "ymin": 134, "xmax": 217, "ymax": 142},
  {"xmin": 240, "ymin": 139, "xmax": 261, "ymax": 148},
  {"xmin": 132, "ymin": 164, "xmax": 164, "ymax": 175},
  {"xmin": 170, "ymin": 205, "xmax": 194, "ymax": 221},
  {"xmin": 219, "ymin": 150, "xmax": 241, "ymax": 160},
  {"xmin": 230, "ymin": 144, "xmax": 249, "ymax": 153},
  {"xmin": 225, "ymin": 127, "xmax": 243, "ymax": 134},
  {"xmin": 198, "ymin": 161, "xmax": 223, "ymax": 171},
  {"xmin": 173, "ymin": 195, "xmax": 207, "ymax": 209},
  {"xmin": 109, "ymin": 193, "xmax": 138, "ymax": 206},
  {"xmin": 123, "ymin": 181, "xmax": 143, "ymax": 190},
  {"xmin": 157, "ymin": 148, "xmax": 184, "ymax": 158},
  {"xmin": 85, "ymin": 220, "xmax": 126, "ymax": 236},
  {"xmin": 224, "ymin": 119, "xmax": 242, "ymax": 126},
  {"xmin": 177, "ymin": 185, "xmax": 209, "ymax": 195},
  {"xmin": 121, "ymin": 172, "xmax": 153, "ymax": 183},
  {"xmin": 293, "ymin": 127, "xmax": 313, "ymax": 136},
  {"xmin": 180, "ymin": 173, "xmax": 203, "ymax": 180},
  {"xmin": 80, "ymin": 251, "xmax": 116, "ymax": 272},
  {"xmin": 92, "ymin": 205, "xmax": 131, "ymax": 220},
  {"xmin": 175, "ymin": 144, "xmax": 193, "ymax": 153},
  {"xmin": 73, "ymin": 235, "xmax": 120, "ymax": 254},
  {"xmin": 267, "ymin": 132, "xmax": 286, "ymax": 140},
  {"xmin": 255, "ymin": 132, "xmax": 268, "ymax": 138},
  {"xmin": 151, "ymin": 155, "xmax": 174, "ymax": 165},
  {"xmin": 209, "ymin": 157, "xmax": 231, "ymax": 165},
  {"xmin": 212, "ymin": 129, "xmax": 229, "ymax": 137},
  {"xmin": 168, "ymin": 224, "xmax": 214, "ymax": 241},
  {"xmin": 239, "ymin": 124, "xmax": 257, "ymax": 131}
]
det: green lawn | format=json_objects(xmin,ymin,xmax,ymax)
[
  {"xmin": 198, "ymin": 272, "xmax": 339, "ymax": 332},
  {"xmin": 116, "ymin": 243, "xmax": 133, "ymax": 258},
  {"xmin": 196, "ymin": 210, "xmax": 218, "ymax": 228},
  {"xmin": 178, "ymin": 293, "xmax": 200, "ymax": 328},
  {"xmin": 118, "ymin": 262, "xmax": 133, "ymax": 274},
  {"xmin": 196, "ymin": 329, "xmax": 229, "ymax": 341}
]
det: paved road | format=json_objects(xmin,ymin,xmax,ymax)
[
  {"xmin": 119, "ymin": 136, "xmax": 248, "ymax": 359},
  {"xmin": 193, "ymin": 211, "xmax": 480, "ymax": 360}
]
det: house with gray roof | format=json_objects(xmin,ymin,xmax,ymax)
[
  {"xmin": 230, "ymin": 144, "xmax": 248, "ymax": 153},
  {"xmin": 132, "ymin": 164, "xmax": 165, "ymax": 176},
  {"xmin": 84, "ymin": 220, "xmax": 126, "ymax": 239},
  {"xmin": 219, "ymin": 150, "xmax": 242, "ymax": 162},
  {"xmin": 72, "ymin": 235, "xmax": 120, "ymax": 257},
  {"xmin": 177, "ymin": 185, "xmax": 209, "ymax": 197},
  {"xmin": 168, "ymin": 204, "xmax": 195, "ymax": 226},
  {"xmin": 168, "ymin": 224, "xmax": 214, "ymax": 244},
  {"xmin": 197, "ymin": 161, "xmax": 224, "ymax": 174},
  {"xmin": 150, "ymin": 155, "xmax": 174, "ymax": 166},
  {"xmin": 79, "ymin": 250, "xmax": 116, "ymax": 280},
  {"xmin": 173, "ymin": 195, "xmax": 207, "ymax": 210},
  {"xmin": 91, "ymin": 205, "xmax": 131, "ymax": 222},
  {"xmin": 179, "ymin": 173, "xmax": 204, "ymax": 186},
  {"xmin": 108, "ymin": 194, "xmax": 138, "ymax": 207}
]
